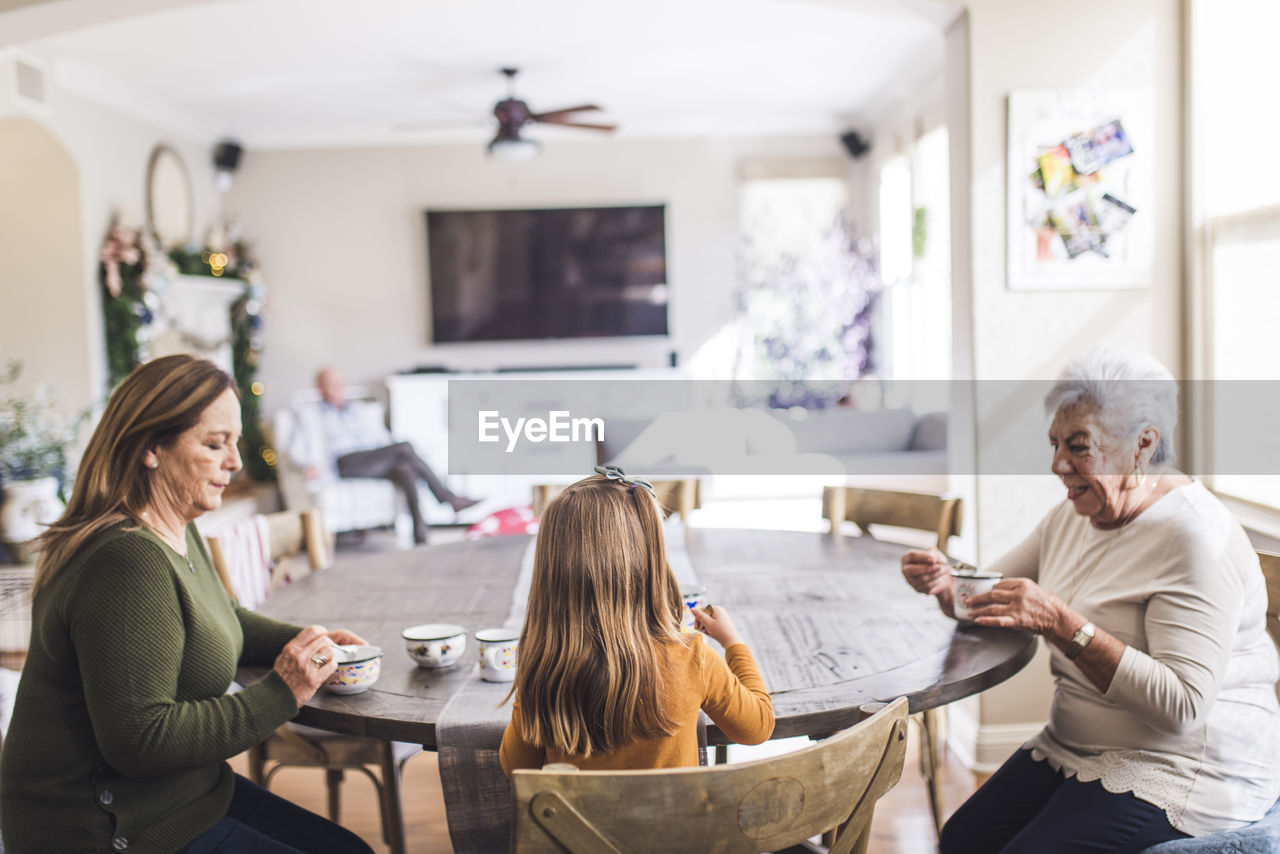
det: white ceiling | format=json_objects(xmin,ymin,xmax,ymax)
[{"xmin": 16, "ymin": 0, "xmax": 950, "ymax": 149}]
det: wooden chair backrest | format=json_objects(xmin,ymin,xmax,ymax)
[
  {"xmin": 511, "ymin": 697, "xmax": 908, "ymax": 854},
  {"xmin": 823, "ymin": 487, "xmax": 962, "ymax": 552},
  {"xmin": 1258, "ymin": 550, "xmax": 1280, "ymax": 702},
  {"xmin": 207, "ymin": 508, "xmax": 331, "ymax": 601},
  {"xmin": 532, "ymin": 480, "xmax": 701, "ymax": 520}
]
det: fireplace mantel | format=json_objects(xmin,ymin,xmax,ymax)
[{"xmin": 149, "ymin": 275, "xmax": 245, "ymax": 375}]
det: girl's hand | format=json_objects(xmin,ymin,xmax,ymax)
[
  {"xmin": 901, "ymin": 548, "xmax": 953, "ymax": 596},
  {"xmin": 966, "ymin": 578, "xmax": 1066, "ymax": 636},
  {"xmin": 274, "ymin": 624, "xmax": 339, "ymax": 707},
  {"xmin": 691, "ymin": 604, "xmax": 745, "ymax": 649}
]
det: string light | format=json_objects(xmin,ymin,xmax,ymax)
[{"xmin": 199, "ymin": 249, "xmax": 229, "ymax": 276}]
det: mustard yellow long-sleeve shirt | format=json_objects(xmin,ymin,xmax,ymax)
[{"xmin": 499, "ymin": 634, "xmax": 774, "ymax": 774}]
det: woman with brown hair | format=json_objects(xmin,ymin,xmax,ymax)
[
  {"xmin": 0, "ymin": 355, "xmax": 374, "ymax": 854},
  {"xmin": 499, "ymin": 468, "xmax": 774, "ymax": 773}
]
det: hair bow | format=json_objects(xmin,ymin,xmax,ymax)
[{"xmin": 593, "ymin": 465, "xmax": 656, "ymax": 497}]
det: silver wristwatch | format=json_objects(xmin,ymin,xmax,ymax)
[{"xmin": 1065, "ymin": 621, "xmax": 1096, "ymax": 660}]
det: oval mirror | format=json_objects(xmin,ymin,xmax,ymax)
[{"xmin": 146, "ymin": 144, "xmax": 193, "ymax": 247}]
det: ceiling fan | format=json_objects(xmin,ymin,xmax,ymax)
[{"xmin": 486, "ymin": 67, "xmax": 617, "ymax": 160}]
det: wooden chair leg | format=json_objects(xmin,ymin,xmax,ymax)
[
  {"xmin": 678, "ymin": 480, "xmax": 695, "ymax": 521},
  {"xmin": 821, "ymin": 807, "xmax": 875, "ymax": 854},
  {"xmin": 823, "ymin": 487, "xmax": 847, "ymax": 538},
  {"xmin": 918, "ymin": 708, "xmax": 945, "ymax": 837},
  {"xmin": 325, "ymin": 767, "xmax": 344, "ymax": 822},
  {"xmin": 851, "ymin": 814, "xmax": 874, "ymax": 854},
  {"xmin": 247, "ymin": 742, "xmax": 268, "ymax": 787},
  {"xmin": 380, "ymin": 743, "xmax": 408, "ymax": 854}
]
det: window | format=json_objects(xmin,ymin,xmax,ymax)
[
  {"xmin": 877, "ymin": 125, "xmax": 952, "ymax": 389},
  {"xmin": 735, "ymin": 176, "xmax": 882, "ymax": 392},
  {"xmin": 1193, "ymin": 0, "xmax": 1280, "ymax": 510}
]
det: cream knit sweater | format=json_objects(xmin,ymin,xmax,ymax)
[{"xmin": 991, "ymin": 480, "xmax": 1280, "ymax": 835}]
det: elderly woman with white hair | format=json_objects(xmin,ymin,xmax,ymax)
[{"xmin": 902, "ymin": 349, "xmax": 1280, "ymax": 853}]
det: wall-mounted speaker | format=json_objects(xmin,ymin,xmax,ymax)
[
  {"xmin": 213, "ymin": 140, "xmax": 244, "ymax": 191},
  {"xmin": 840, "ymin": 130, "xmax": 870, "ymax": 160}
]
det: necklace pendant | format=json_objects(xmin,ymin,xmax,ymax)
[{"xmin": 185, "ymin": 556, "xmax": 195, "ymax": 573}]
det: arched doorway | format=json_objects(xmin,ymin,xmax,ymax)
[{"xmin": 0, "ymin": 117, "xmax": 88, "ymax": 403}]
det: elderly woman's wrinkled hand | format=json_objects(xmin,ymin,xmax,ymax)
[
  {"xmin": 901, "ymin": 548, "xmax": 953, "ymax": 596},
  {"xmin": 966, "ymin": 578, "xmax": 1066, "ymax": 636},
  {"xmin": 274, "ymin": 625, "xmax": 340, "ymax": 707}
]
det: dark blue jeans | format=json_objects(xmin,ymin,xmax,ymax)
[
  {"xmin": 178, "ymin": 774, "xmax": 374, "ymax": 854},
  {"xmin": 941, "ymin": 749, "xmax": 1190, "ymax": 854}
]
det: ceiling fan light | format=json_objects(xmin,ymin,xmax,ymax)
[{"xmin": 487, "ymin": 135, "xmax": 540, "ymax": 162}]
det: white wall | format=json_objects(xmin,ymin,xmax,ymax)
[
  {"xmin": 0, "ymin": 60, "xmax": 222, "ymax": 408},
  {"xmin": 953, "ymin": 0, "xmax": 1184, "ymax": 756},
  {"xmin": 223, "ymin": 134, "xmax": 843, "ymax": 414},
  {"xmin": 0, "ymin": 117, "xmax": 84, "ymax": 402}
]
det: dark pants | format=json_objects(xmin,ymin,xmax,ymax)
[
  {"xmin": 337, "ymin": 441, "xmax": 455, "ymax": 544},
  {"xmin": 941, "ymin": 749, "xmax": 1190, "ymax": 854},
  {"xmin": 177, "ymin": 774, "xmax": 374, "ymax": 854}
]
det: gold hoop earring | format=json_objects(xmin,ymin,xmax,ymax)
[{"xmin": 1132, "ymin": 463, "xmax": 1146, "ymax": 490}]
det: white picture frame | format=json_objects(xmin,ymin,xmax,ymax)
[{"xmin": 1006, "ymin": 90, "xmax": 1153, "ymax": 290}]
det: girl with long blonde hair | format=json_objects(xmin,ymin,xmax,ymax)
[{"xmin": 499, "ymin": 469, "xmax": 774, "ymax": 772}]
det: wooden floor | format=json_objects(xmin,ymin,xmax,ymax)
[{"xmin": 229, "ymin": 723, "xmax": 979, "ymax": 854}]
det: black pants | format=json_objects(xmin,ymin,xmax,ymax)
[
  {"xmin": 178, "ymin": 774, "xmax": 373, "ymax": 853},
  {"xmin": 336, "ymin": 441, "xmax": 455, "ymax": 544},
  {"xmin": 940, "ymin": 748, "xmax": 1189, "ymax": 853}
]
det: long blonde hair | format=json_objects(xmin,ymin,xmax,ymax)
[
  {"xmin": 512, "ymin": 474, "xmax": 683, "ymax": 757},
  {"xmin": 33, "ymin": 355, "xmax": 236, "ymax": 593}
]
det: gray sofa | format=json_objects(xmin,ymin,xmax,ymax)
[
  {"xmin": 769, "ymin": 407, "xmax": 947, "ymax": 478},
  {"xmin": 598, "ymin": 406, "xmax": 948, "ymax": 498}
]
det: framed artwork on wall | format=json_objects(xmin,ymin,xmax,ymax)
[{"xmin": 1006, "ymin": 90, "xmax": 1153, "ymax": 290}]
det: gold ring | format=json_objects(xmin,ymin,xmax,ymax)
[
  {"xmin": 704, "ymin": 603, "xmax": 714, "ymax": 617},
  {"xmin": 311, "ymin": 653, "xmax": 328, "ymax": 666}
]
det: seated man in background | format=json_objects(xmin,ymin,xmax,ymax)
[{"xmin": 291, "ymin": 366, "xmax": 479, "ymax": 544}]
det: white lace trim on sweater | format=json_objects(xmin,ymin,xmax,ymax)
[{"xmin": 1026, "ymin": 735, "xmax": 1191, "ymax": 831}]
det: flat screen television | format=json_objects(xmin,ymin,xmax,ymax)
[{"xmin": 425, "ymin": 204, "xmax": 668, "ymax": 343}]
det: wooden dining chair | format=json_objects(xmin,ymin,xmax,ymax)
[
  {"xmin": 822, "ymin": 486, "xmax": 961, "ymax": 550},
  {"xmin": 820, "ymin": 486, "xmax": 962, "ymax": 837},
  {"xmin": 1140, "ymin": 555, "xmax": 1280, "ymax": 854},
  {"xmin": 532, "ymin": 479, "xmax": 701, "ymax": 521},
  {"xmin": 207, "ymin": 509, "xmax": 330, "ymax": 601},
  {"xmin": 1258, "ymin": 550, "xmax": 1280, "ymax": 702},
  {"xmin": 511, "ymin": 697, "xmax": 908, "ymax": 854},
  {"xmin": 207, "ymin": 508, "xmax": 417, "ymax": 854}
]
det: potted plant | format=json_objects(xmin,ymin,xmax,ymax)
[{"xmin": 0, "ymin": 362, "xmax": 85, "ymax": 545}]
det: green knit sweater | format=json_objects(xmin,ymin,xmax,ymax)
[{"xmin": 0, "ymin": 522, "xmax": 302, "ymax": 853}]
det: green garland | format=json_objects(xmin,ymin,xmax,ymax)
[
  {"xmin": 169, "ymin": 246, "xmax": 239, "ymax": 278},
  {"xmin": 229, "ymin": 288, "xmax": 273, "ymax": 482},
  {"xmin": 98, "ymin": 232, "xmax": 276, "ymax": 483},
  {"xmin": 169, "ymin": 244, "xmax": 276, "ymax": 483},
  {"xmin": 101, "ymin": 269, "xmax": 147, "ymax": 388},
  {"xmin": 99, "ymin": 228, "xmax": 150, "ymax": 389}
]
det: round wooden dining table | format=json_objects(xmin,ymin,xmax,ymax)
[{"xmin": 238, "ymin": 527, "xmax": 1036, "ymax": 747}]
